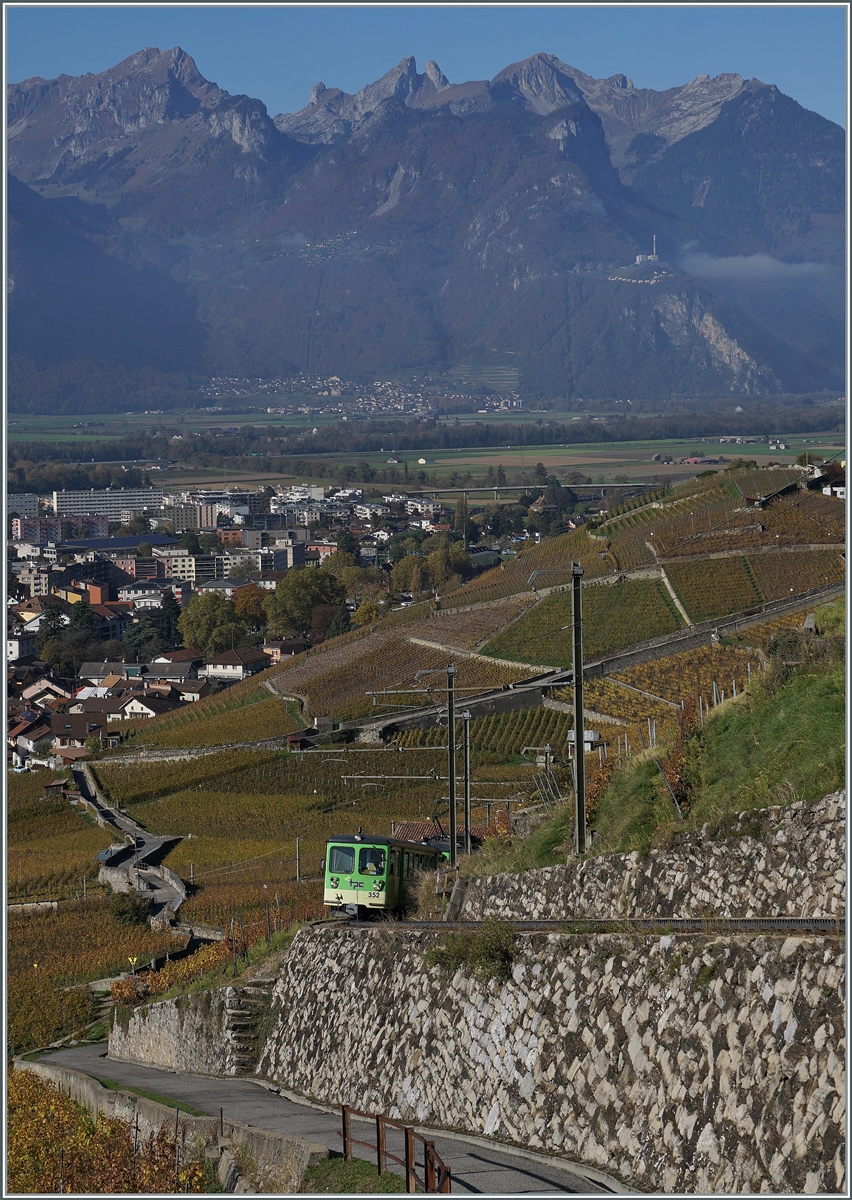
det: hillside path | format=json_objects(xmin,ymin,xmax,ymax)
[
  {"xmin": 72, "ymin": 768, "xmax": 185, "ymax": 922},
  {"xmin": 44, "ymin": 1044, "xmax": 622, "ymax": 1194}
]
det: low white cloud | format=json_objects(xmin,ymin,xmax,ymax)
[
  {"xmin": 279, "ymin": 232, "xmax": 307, "ymax": 247},
  {"xmin": 680, "ymin": 250, "xmax": 832, "ymax": 281}
]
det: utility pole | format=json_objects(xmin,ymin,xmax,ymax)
[
  {"xmin": 462, "ymin": 711, "xmax": 472, "ymax": 856},
  {"xmin": 572, "ymin": 562, "xmax": 586, "ymax": 856},
  {"xmin": 447, "ymin": 664, "xmax": 457, "ymax": 865}
]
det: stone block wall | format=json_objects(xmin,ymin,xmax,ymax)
[
  {"xmin": 461, "ymin": 791, "xmax": 845, "ymax": 921},
  {"xmin": 110, "ymin": 989, "xmax": 233, "ymax": 1075},
  {"xmin": 258, "ymin": 925, "xmax": 845, "ymax": 1194}
]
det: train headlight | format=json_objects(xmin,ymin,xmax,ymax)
[{"xmin": 329, "ymin": 877, "xmax": 339, "ymax": 888}]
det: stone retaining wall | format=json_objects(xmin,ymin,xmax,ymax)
[
  {"xmin": 461, "ymin": 791, "xmax": 845, "ymax": 921},
  {"xmin": 110, "ymin": 989, "xmax": 234, "ymax": 1075},
  {"xmin": 257, "ymin": 925, "xmax": 845, "ymax": 1194}
]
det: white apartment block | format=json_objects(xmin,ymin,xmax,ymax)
[{"xmin": 52, "ymin": 487, "xmax": 164, "ymax": 518}]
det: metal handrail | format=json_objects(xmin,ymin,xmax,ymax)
[{"xmin": 340, "ymin": 1103, "xmax": 452, "ymax": 1193}]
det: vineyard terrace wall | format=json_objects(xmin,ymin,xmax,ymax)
[
  {"xmin": 461, "ymin": 791, "xmax": 846, "ymax": 922},
  {"xmin": 257, "ymin": 925, "xmax": 845, "ymax": 1194}
]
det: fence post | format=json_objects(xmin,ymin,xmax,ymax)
[
  {"xmin": 425, "ymin": 1141, "xmax": 436, "ymax": 1192},
  {"xmin": 441, "ymin": 1166, "xmax": 452, "ymax": 1193},
  {"xmin": 342, "ymin": 1105, "xmax": 352, "ymax": 1163},
  {"xmin": 376, "ymin": 1113, "xmax": 386, "ymax": 1176},
  {"xmin": 405, "ymin": 1126, "xmax": 416, "ymax": 1193}
]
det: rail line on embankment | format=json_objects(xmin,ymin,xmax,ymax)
[{"xmin": 351, "ymin": 917, "xmax": 844, "ymax": 935}]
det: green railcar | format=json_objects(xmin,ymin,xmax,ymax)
[{"xmin": 323, "ymin": 834, "xmax": 448, "ymax": 917}]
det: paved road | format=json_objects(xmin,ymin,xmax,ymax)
[{"xmin": 45, "ymin": 1044, "xmax": 620, "ymax": 1194}]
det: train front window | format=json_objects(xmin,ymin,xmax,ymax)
[
  {"xmin": 329, "ymin": 845, "xmax": 355, "ymax": 874},
  {"xmin": 359, "ymin": 847, "xmax": 386, "ymax": 876}
]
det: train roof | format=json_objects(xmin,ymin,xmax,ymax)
[{"xmin": 327, "ymin": 834, "xmax": 446, "ymax": 853}]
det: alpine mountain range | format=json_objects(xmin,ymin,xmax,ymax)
[{"xmin": 6, "ymin": 47, "xmax": 846, "ymax": 409}]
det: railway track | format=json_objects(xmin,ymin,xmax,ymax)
[{"xmin": 350, "ymin": 916, "xmax": 844, "ymax": 934}]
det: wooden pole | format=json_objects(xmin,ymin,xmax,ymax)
[
  {"xmin": 572, "ymin": 563, "xmax": 586, "ymax": 855},
  {"xmin": 405, "ymin": 1127, "xmax": 416, "ymax": 1193},
  {"xmin": 425, "ymin": 1141, "xmax": 436, "ymax": 1192},
  {"xmin": 447, "ymin": 665, "xmax": 457, "ymax": 865},
  {"xmin": 376, "ymin": 1114, "xmax": 386, "ymax": 1176},
  {"xmin": 342, "ymin": 1105, "xmax": 352, "ymax": 1162},
  {"xmin": 462, "ymin": 711, "xmax": 472, "ymax": 856}
]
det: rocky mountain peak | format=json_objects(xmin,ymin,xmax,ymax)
[
  {"xmin": 276, "ymin": 55, "xmax": 452, "ymax": 143},
  {"xmin": 490, "ymin": 53, "xmax": 586, "ymax": 114}
]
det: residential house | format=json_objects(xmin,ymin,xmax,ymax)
[
  {"xmin": 175, "ymin": 680, "xmax": 212, "ymax": 702},
  {"xmin": 50, "ymin": 712, "xmax": 109, "ymax": 748},
  {"xmin": 7, "ymin": 629, "xmax": 37, "ymax": 661},
  {"xmin": 9, "ymin": 711, "xmax": 53, "ymax": 758},
  {"xmin": 195, "ymin": 579, "xmax": 251, "ymax": 600},
  {"xmin": 262, "ymin": 638, "xmax": 308, "ymax": 664},
  {"xmin": 121, "ymin": 696, "xmax": 183, "ymax": 721},
  {"xmin": 68, "ymin": 697, "xmax": 129, "ymax": 723},
  {"xmin": 152, "ymin": 648, "xmax": 205, "ymax": 666},
  {"xmin": 118, "ymin": 581, "xmax": 166, "ymax": 607},
  {"xmin": 203, "ymin": 646, "xmax": 270, "ymax": 682}
]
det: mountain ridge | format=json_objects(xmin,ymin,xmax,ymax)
[{"xmin": 6, "ymin": 47, "xmax": 845, "ymax": 407}]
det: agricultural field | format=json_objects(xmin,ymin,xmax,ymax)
[
  {"xmin": 122, "ymin": 689, "xmax": 301, "ymax": 750},
  {"xmin": 7, "ymin": 1069, "xmax": 208, "ymax": 1193},
  {"xmin": 270, "ymin": 629, "xmax": 535, "ymax": 721},
  {"xmin": 611, "ymin": 644, "xmax": 763, "ymax": 706},
  {"xmin": 664, "ymin": 547, "xmax": 844, "ymax": 622},
  {"xmin": 7, "ymin": 769, "xmax": 113, "ymax": 904},
  {"xmin": 664, "ymin": 556, "xmax": 761, "ymax": 621},
  {"xmin": 414, "ymin": 593, "xmax": 538, "ymax": 649},
  {"xmin": 393, "ymin": 705, "xmax": 625, "ymax": 772},
  {"xmin": 728, "ymin": 606, "xmax": 821, "ymax": 649},
  {"xmin": 482, "ymin": 578, "xmax": 685, "ymax": 668},
  {"xmin": 7, "ymin": 900, "xmax": 177, "ymax": 1054},
  {"xmin": 746, "ymin": 549, "xmax": 845, "ymax": 602},
  {"xmin": 730, "ymin": 467, "xmax": 804, "ymax": 499}
]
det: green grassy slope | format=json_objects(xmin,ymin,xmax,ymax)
[{"xmin": 591, "ymin": 652, "xmax": 844, "ymax": 857}]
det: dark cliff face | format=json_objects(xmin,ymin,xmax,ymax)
[{"xmin": 6, "ymin": 48, "xmax": 845, "ymax": 406}]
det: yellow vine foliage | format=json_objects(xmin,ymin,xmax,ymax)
[{"xmin": 7, "ymin": 1069, "xmax": 206, "ymax": 1193}]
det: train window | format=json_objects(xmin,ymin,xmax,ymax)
[
  {"xmin": 359, "ymin": 847, "xmax": 386, "ymax": 876},
  {"xmin": 329, "ymin": 845, "xmax": 355, "ymax": 874},
  {"xmin": 389, "ymin": 849, "xmax": 400, "ymax": 877},
  {"xmin": 403, "ymin": 853, "xmax": 412, "ymax": 878}
]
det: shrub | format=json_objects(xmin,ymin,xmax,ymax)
[
  {"xmin": 424, "ymin": 918, "xmax": 517, "ymax": 983},
  {"xmin": 109, "ymin": 893, "xmax": 153, "ymax": 927}
]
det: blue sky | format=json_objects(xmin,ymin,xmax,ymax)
[{"xmin": 5, "ymin": 4, "xmax": 848, "ymax": 127}]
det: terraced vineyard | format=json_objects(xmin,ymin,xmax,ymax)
[
  {"xmin": 664, "ymin": 556, "xmax": 761, "ymax": 621},
  {"xmin": 730, "ymin": 467, "xmax": 803, "ymax": 499},
  {"xmin": 394, "ymin": 705, "xmax": 626, "ymax": 767},
  {"xmin": 611, "ymin": 644, "xmax": 763, "ymax": 706},
  {"xmin": 270, "ymin": 630, "xmax": 535, "ymax": 721},
  {"xmin": 441, "ymin": 527, "xmax": 613, "ymax": 607},
  {"xmin": 122, "ymin": 690, "xmax": 301, "ymax": 750},
  {"xmin": 7, "ymin": 769, "xmax": 112, "ymax": 904},
  {"xmin": 8, "ymin": 896, "xmax": 176, "ymax": 1053},
  {"xmin": 420, "ymin": 593, "xmax": 537, "ymax": 648},
  {"xmin": 93, "ymin": 745, "xmax": 523, "ymax": 930},
  {"xmin": 747, "ymin": 549, "xmax": 845, "ymax": 601},
  {"xmin": 482, "ymin": 578, "xmax": 685, "ymax": 668}
]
